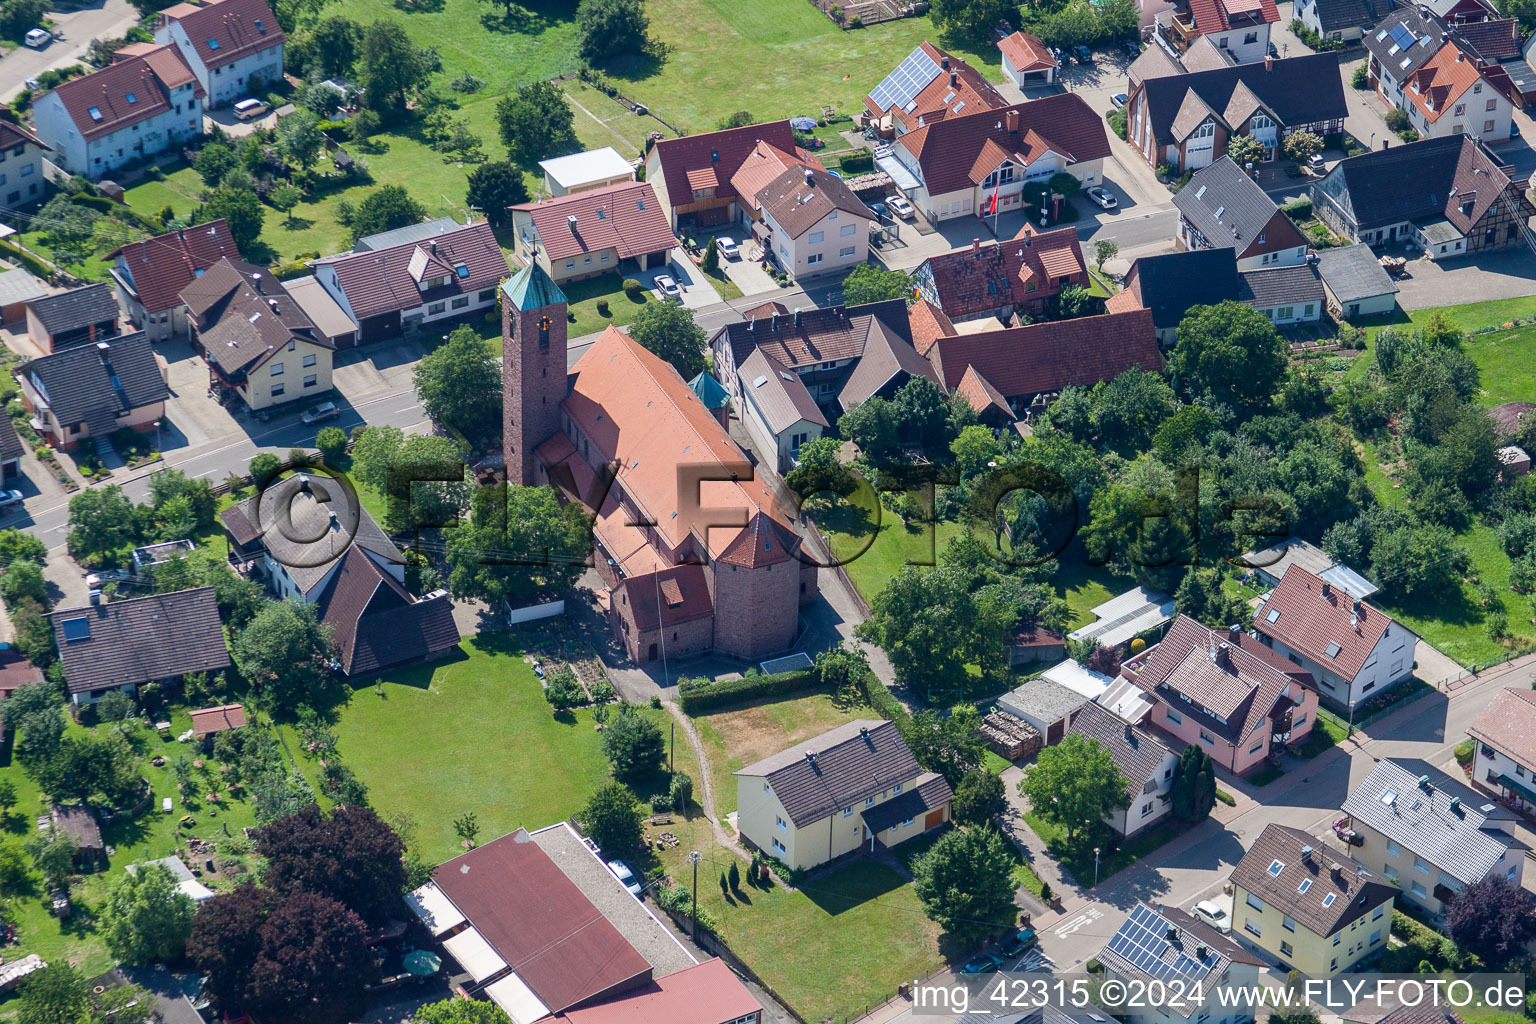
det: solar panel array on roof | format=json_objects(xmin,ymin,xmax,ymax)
[
  {"xmin": 1105, "ymin": 904, "xmax": 1220, "ymax": 977},
  {"xmin": 60, "ymin": 618, "xmax": 90, "ymax": 642},
  {"xmin": 869, "ymin": 47, "xmax": 941, "ymax": 115},
  {"xmin": 1388, "ymin": 23, "xmax": 1417, "ymax": 51}
]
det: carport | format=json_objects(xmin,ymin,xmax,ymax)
[{"xmin": 875, "ymin": 155, "xmax": 922, "ymax": 195}]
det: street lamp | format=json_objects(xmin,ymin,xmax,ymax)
[
  {"xmin": 1094, "ymin": 847, "xmax": 1101, "ymax": 887},
  {"xmin": 687, "ymin": 850, "xmax": 702, "ymax": 940},
  {"xmin": 152, "ymin": 419, "xmax": 161, "ymax": 455},
  {"xmin": 1347, "ymin": 698, "xmax": 1358, "ymax": 738}
]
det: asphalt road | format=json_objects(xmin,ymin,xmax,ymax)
[{"xmin": 0, "ymin": 0, "xmax": 137, "ymax": 102}]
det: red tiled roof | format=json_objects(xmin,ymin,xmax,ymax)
[
  {"xmin": 159, "ymin": 0, "xmax": 285, "ymax": 68},
  {"xmin": 1186, "ymin": 0, "xmax": 1280, "ymax": 37},
  {"xmin": 899, "ymin": 94, "xmax": 1111, "ymax": 197},
  {"xmin": 108, "ymin": 220, "xmax": 239, "ymax": 315},
  {"xmin": 1404, "ymin": 42, "xmax": 1489, "ymax": 124},
  {"xmin": 652, "ymin": 120, "xmax": 796, "ymax": 206},
  {"xmin": 311, "ymin": 221, "xmax": 507, "ymax": 322},
  {"xmin": 512, "ymin": 181, "xmax": 677, "ymax": 263},
  {"xmin": 49, "ymin": 44, "xmax": 201, "ymax": 143},
  {"xmin": 927, "ymin": 308, "xmax": 1163, "ymax": 406},
  {"xmin": 554, "ymin": 958, "xmax": 760, "ymax": 1024},
  {"xmin": 189, "ymin": 703, "xmax": 246, "ymax": 738},
  {"xmin": 729, "ymin": 141, "xmax": 823, "ymax": 212},
  {"xmin": 620, "ymin": 563, "xmax": 714, "ymax": 632},
  {"xmin": 908, "ymin": 298, "xmax": 955, "ymax": 355},
  {"xmin": 757, "ymin": 164, "xmax": 872, "ymax": 239},
  {"xmin": 1467, "ymin": 687, "xmax": 1536, "ymax": 772},
  {"xmin": 0, "ymin": 118, "xmax": 48, "ymax": 153},
  {"xmin": 916, "ymin": 225, "xmax": 1086, "ymax": 320},
  {"xmin": 954, "ymin": 365, "xmax": 1012, "ymax": 419},
  {"xmin": 998, "ymin": 31, "xmax": 1057, "ymax": 74},
  {"xmin": 1254, "ymin": 564, "xmax": 1396, "ymax": 682},
  {"xmin": 1105, "ymin": 288, "xmax": 1142, "ymax": 314},
  {"xmin": 0, "ymin": 651, "xmax": 43, "ymax": 694}
]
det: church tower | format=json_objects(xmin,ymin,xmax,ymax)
[{"xmin": 501, "ymin": 263, "xmax": 569, "ymax": 486}]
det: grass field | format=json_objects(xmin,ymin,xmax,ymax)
[{"xmin": 1023, "ymin": 811, "xmax": 1184, "ymax": 887}]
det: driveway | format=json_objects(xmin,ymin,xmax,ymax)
[
  {"xmin": 636, "ymin": 247, "xmax": 720, "ymax": 309},
  {"xmin": 1384, "ymin": 244, "xmax": 1536, "ymax": 310},
  {"xmin": 0, "ymin": 0, "xmax": 138, "ymax": 102},
  {"xmin": 331, "ymin": 337, "xmax": 427, "ymax": 403},
  {"xmin": 159, "ymin": 338, "xmax": 241, "ymax": 451}
]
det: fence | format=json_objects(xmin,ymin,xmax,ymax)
[{"xmin": 505, "ymin": 598, "xmax": 564, "ymax": 625}]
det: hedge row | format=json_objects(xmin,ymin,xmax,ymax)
[
  {"xmin": 677, "ymin": 669, "xmax": 820, "ymax": 713},
  {"xmin": 839, "ymin": 150, "xmax": 874, "ymax": 174},
  {"xmin": 0, "ymin": 240, "xmax": 52, "ymax": 279}
]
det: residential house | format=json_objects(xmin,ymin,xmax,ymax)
[
  {"xmin": 1100, "ymin": 903, "xmax": 1263, "ymax": 1024},
  {"xmin": 1120, "ymin": 616, "xmax": 1319, "ymax": 776},
  {"xmin": 734, "ymin": 719, "xmax": 953, "ymax": 871},
  {"xmin": 32, "ymin": 44, "xmax": 204, "ymax": 177},
  {"xmin": 405, "ymin": 822, "xmax": 760, "ymax": 1023},
  {"xmin": 1466, "ymin": 685, "xmax": 1536, "ymax": 814},
  {"xmin": 863, "ymin": 43, "xmax": 1007, "ymax": 137},
  {"xmin": 1230, "ymin": 823, "xmax": 1397, "ymax": 976},
  {"xmin": 17, "ymin": 332, "xmax": 167, "ymax": 451},
  {"xmin": 539, "ymin": 146, "xmax": 635, "ymax": 196},
  {"xmin": 152, "ymin": 0, "xmax": 285, "ymax": 108},
  {"xmin": 888, "ymin": 96, "xmax": 1112, "ymax": 224},
  {"xmin": 1240, "ymin": 536, "xmax": 1380, "ymax": 598},
  {"xmin": 0, "ymin": 417, "xmax": 21, "ymax": 481},
  {"xmin": 308, "ymin": 221, "xmax": 508, "ymax": 345},
  {"xmin": 1069, "ymin": 586, "xmax": 1177, "ymax": 651},
  {"xmin": 1253, "ymin": 564, "xmax": 1416, "ymax": 709},
  {"xmin": 0, "ymin": 119, "xmax": 50, "ymax": 207},
  {"xmin": 1296, "ymin": 0, "xmax": 1393, "ymax": 44},
  {"xmin": 50, "ymin": 587, "xmax": 230, "ymax": 704},
  {"xmin": 1127, "ymin": 53, "xmax": 1348, "ymax": 172},
  {"xmin": 1399, "ymin": 42, "xmax": 1512, "ymax": 143},
  {"xmin": 1311, "ymin": 135, "xmax": 1535, "ymax": 257},
  {"xmin": 1155, "ymin": 0, "xmax": 1281, "ymax": 62},
  {"xmin": 1128, "ymin": 43, "xmax": 1190, "ymax": 92},
  {"xmin": 281, "ymin": 274, "xmax": 360, "ymax": 348},
  {"xmin": 24, "ymin": 284, "xmax": 119, "ymax": 354},
  {"xmin": 1341, "ymin": 758, "xmax": 1525, "ymax": 918},
  {"xmin": 189, "ymin": 703, "xmax": 246, "ymax": 749},
  {"xmin": 509, "ymin": 181, "xmax": 678, "ymax": 284},
  {"xmin": 1063, "ymin": 700, "xmax": 1179, "ymax": 837},
  {"xmin": 757, "ymin": 166, "xmax": 873, "ymax": 281},
  {"xmin": 1316, "ymin": 243, "xmax": 1400, "ymax": 319},
  {"xmin": 911, "ymin": 225, "xmax": 1088, "ymax": 324},
  {"xmin": 726, "ymin": 140, "xmax": 825, "ymax": 226},
  {"xmin": 999, "ymin": 31, "xmax": 1058, "ymax": 86},
  {"xmin": 315, "ymin": 544, "xmax": 460, "ymax": 678},
  {"xmin": 644, "ymin": 119, "xmax": 798, "ymax": 230},
  {"xmin": 735, "ymin": 348, "xmax": 828, "ymax": 473},
  {"xmin": 1421, "ymin": 0, "xmax": 1500, "ymax": 23},
  {"xmin": 0, "ymin": 267, "xmax": 49, "ymax": 325},
  {"xmin": 1173, "ymin": 158, "xmax": 1310, "ymax": 269},
  {"xmin": 504, "ymin": 264, "xmax": 816, "ymax": 665},
  {"xmin": 108, "ymin": 221, "xmax": 240, "ymax": 340},
  {"xmin": 0, "ymin": 650, "xmax": 44, "ymax": 709},
  {"xmin": 1104, "ymin": 248, "xmax": 1241, "ymax": 345},
  {"xmin": 179, "ymin": 257, "xmax": 333, "ymax": 410},
  {"xmin": 997, "ymin": 677, "xmax": 1090, "ymax": 744},
  {"xmin": 1238, "ymin": 262, "xmax": 1326, "ymax": 324},
  {"xmin": 1365, "ymin": 8, "xmax": 1520, "ymax": 113},
  {"xmin": 923, "ymin": 308, "xmax": 1164, "ymax": 427}
]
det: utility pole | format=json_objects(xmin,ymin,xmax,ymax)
[
  {"xmin": 688, "ymin": 850, "xmax": 702, "ymax": 940},
  {"xmin": 670, "ymin": 722, "xmax": 675, "ymax": 774}
]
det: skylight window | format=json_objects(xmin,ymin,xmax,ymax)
[
  {"xmin": 1266, "ymin": 608, "xmax": 1280, "ymax": 623},
  {"xmin": 255, "ymin": 18, "xmax": 264, "ymax": 31},
  {"xmin": 1322, "ymin": 893, "xmax": 1336, "ymax": 908},
  {"xmin": 636, "ymin": 198, "xmax": 645, "ymax": 209},
  {"xmin": 208, "ymin": 38, "xmax": 220, "ymax": 49},
  {"xmin": 88, "ymin": 107, "xmax": 102, "ymax": 121},
  {"xmin": 455, "ymin": 264, "xmax": 469, "ymax": 278},
  {"xmin": 1298, "ymin": 879, "xmax": 1312, "ymax": 894},
  {"xmin": 126, "ymin": 92, "xmax": 137, "ymax": 104},
  {"xmin": 1325, "ymin": 641, "xmax": 1343, "ymax": 658},
  {"xmin": 1267, "ymin": 859, "xmax": 1285, "ymax": 877}
]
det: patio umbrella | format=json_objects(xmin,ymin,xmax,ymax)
[
  {"xmin": 403, "ymin": 951, "xmax": 441, "ymax": 977},
  {"xmin": 789, "ymin": 116, "xmax": 818, "ymax": 131}
]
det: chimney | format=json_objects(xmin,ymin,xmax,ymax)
[
  {"xmin": 1196, "ymin": 944, "xmax": 1208, "ymax": 960},
  {"xmin": 971, "ymin": 237, "xmax": 981, "ymax": 256},
  {"xmin": 942, "ymin": 55, "xmax": 950, "ymax": 70},
  {"xmin": 1229, "ymin": 623, "xmax": 1242, "ymax": 638},
  {"xmin": 1124, "ymin": 723, "xmax": 1134, "ymax": 743},
  {"xmin": 1165, "ymin": 926, "xmax": 1179, "ymax": 942},
  {"xmin": 1351, "ymin": 596, "xmax": 1361, "ymax": 615},
  {"xmin": 793, "ymin": 307, "xmax": 802, "ymax": 328},
  {"xmin": 1264, "ymin": 54, "xmax": 1275, "ymax": 71},
  {"xmin": 950, "ymin": 71, "xmax": 958, "ymax": 87},
  {"xmin": 1006, "ymin": 108, "xmax": 1019, "ymax": 133},
  {"xmin": 804, "ymin": 168, "xmax": 814, "ymax": 186},
  {"xmin": 1322, "ymin": 581, "xmax": 1331, "ymax": 598},
  {"xmin": 1302, "ymin": 844, "xmax": 1313, "ymax": 862},
  {"xmin": 1216, "ymin": 641, "xmax": 1230, "ymax": 667},
  {"xmin": 567, "ymin": 214, "xmax": 578, "ymax": 233}
]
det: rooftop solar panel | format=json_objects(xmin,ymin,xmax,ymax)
[
  {"xmin": 60, "ymin": 617, "xmax": 90, "ymax": 642},
  {"xmin": 1388, "ymin": 23, "xmax": 1417, "ymax": 50},
  {"xmin": 868, "ymin": 47, "xmax": 941, "ymax": 116}
]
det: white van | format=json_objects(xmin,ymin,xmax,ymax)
[
  {"xmin": 233, "ymin": 98, "xmax": 269, "ymax": 121},
  {"xmin": 23, "ymin": 28, "xmax": 52, "ymax": 49}
]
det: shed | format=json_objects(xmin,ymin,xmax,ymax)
[
  {"xmin": 188, "ymin": 703, "xmax": 246, "ymax": 747},
  {"xmin": 127, "ymin": 856, "xmax": 216, "ymax": 902},
  {"xmin": 1066, "ymin": 586, "xmax": 1175, "ymax": 650},
  {"xmin": 1009, "ymin": 624, "xmax": 1065, "ymax": 667},
  {"xmin": 997, "ymin": 678, "xmax": 1089, "ymax": 745},
  {"xmin": 0, "ymin": 414, "xmax": 24, "ymax": 481},
  {"xmin": 1316, "ymin": 244, "xmax": 1399, "ymax": 320},
  {"xmin": 1499, "ymin": 445, "xmax": 1531, "ymax": 477},
  {"xmin": 49, "ymin": 804, "xmax": 105, "ymax": 868}
]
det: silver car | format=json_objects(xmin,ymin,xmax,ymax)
[{"xmin": 655, "ymin": 275, "xmax": 681, "ymax": 299}]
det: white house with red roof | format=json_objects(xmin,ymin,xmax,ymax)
[
  {"xmin": 0, "ymin": 121, "xmax": 49, "ymax": 209},
  {"xmin": 1252, "ymin": 564, "xmax": 1419, "ymax": 710},
  {"xmin": 107, "ymin": 220, "xmax": 240, "ymax": 340},
  {"xmin": 644, "ymin": 119, "xmax": 802, "ymax": 230},
  {"xmin": 510, "ymin": 181, "xmax": 677, "ymax": 284},
  {"xmin": 33, "ymin": 44, "xmax": 205, "ymax": 176},
  {"xmin": 998, "ymin": 31, "xmax": 1058, "ymax": 87},
  {"xmin": 153, "ymin": 0, "xmax": 285, "ymax": 108},
  {"xmin": 863, "ymin": 43, "xmax": 1008, "ymax": 137},
  {"xmin": 1400, "ymin": 42, "xmax": 1511, "ymax": 143},
  {"xmin": 1156, "ymin": 0, "xmax": 1280, "ymax": 62},
  {"xmin": 1467, "ymin": 686, "xmax": 1536, "ymax": 813}
]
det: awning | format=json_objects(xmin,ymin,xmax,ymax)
[
  {"xmin": 1492, "ymin": 773, "xmax": 1536, "ymax": 804},
  {"xmin": 483, "ymin": 973, "xmax": 551, "ymax": 1024},
  {"xmin": 403, "ymin": 882, "xmax": 465, "ymax": 936},
  {"xmin": 876, "ymin": 155, "xmax": 922, "ymax": 193},
  {"xmin": 441, "ymin": 926, "xmax": 507, "ymax": 982}
]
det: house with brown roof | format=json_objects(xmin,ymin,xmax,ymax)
[
  {"xmin": 1400, "ymin": 41, "xmax": 1512, "ymax": 143},
  {"xmin": 1060, "ymin": 700, "xmax": 1179, "ymax": 836},
  {"xmin": 644, "ymin": 119, "xmax": 800, "ymax": 230},
  {"xmin": 758, "ymin": 165, "xmax": 873, "ymax": 281},
  {"xmin": 18, "ymin": 332, "xmax": 168, "ymax": 451},
  {"xmin": 912, "ymin": 224, "xmax": 1088, "ymax": 323},
  {"xmin": 735, "ymin": 719, "xmax": 953, "ymax": 870},
  {"xmin": 509, "ymin": 181, "xmax": 678, "ymax": 284},
  {"xmin": 181, "ymin": 258, "xmax": 333, "ymax": 409},
  {"xmin": 24, "ymin": 284, "xmax": 119, "ymax": 354},
  {"xmin": 108, "ymin": 221, "xmax": 239, "ymax": 340},
  {"xmin": 32, "ymin": 44, "xmax": 204, "ymax": 177},
  {"xmin": 1155, "ymin": 0, "xmax": 1280, "ymax": 62},
  {"xmin": 309, "ymin": 220, "xmax": 507, "ymax": 346},
  {"xmin": 189, "ymin": 703, "xmax": 246, "ymax": 748},
  {"xmin": 728, "ymin": 140, "xmax": 824, "ymax": 223},
  {"xmin": 863, "ymin": 43, "xmax": 1008, "ymax": 137},
  {"xmin": 1230, "ymin": 824, "xmax": 1396, "ymax": 976},
  {"xmin": 315, "ymin": 545, "xmax": 459, "ymax": 678},
  {"xmin": 50, "ymin": 587, "xmax": 230, "ymax": 704},
  {"xmin": 1467, "ymin": 685, "xmax": 1536, "ymax": 814},
  {"xmin": 888, "ymin": 95, "xmax": 1111, "ymax": 224},
  {"xmin": 1253, "ymin": 565, "xmax": 1419, "ymax": 710},
  {"xmin": 1121, "ymin": 616, "xmax": 1319, "ymax": 776},
  {"xmin": 503, "ymin": 263, "xmax": 816, "ymax": 667},
  {"xmin": 152, "ymin": 0, "xmax": 285, "ymax": 108},
  {"xmin": 0, "ymin": 119, "xmax": 50, "ymax": 209},
  {"xmin": 736, "ymin": 348, "xmax": 828, "ymax": 473},
  {"xmin": 999, "ymin": 31, "xmax": 1057, "ymax": 87}
]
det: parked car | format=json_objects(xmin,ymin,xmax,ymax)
[
  {"xmin": 1073, "ymin": 44, "xmax": 1092, "ymax": 62},
  {"xmin": 1086, "ymin": 186, "xmax": 1117, "ymax": 210},
  {"xmin": 998, "ymin": 927, "xmax": 1039, "ymax": 958},
  {"xmin": 300, "ymin": 401, "xmax": 340, "ymax": 425},
  {"xmin": 1192, "ymin": 899, "xmax": 1231, "ymax": 933},
  {"xmin": 233, "ymin": 98, "xmax": 269, "ymax": 121},
  {"xmin": 959, "ymin": 953, "xmax": 1003, "ymax": 975},
  {"xmin": 606, "ymin": 860, "xmax": 642, "ymax": 898},
  {"xmin": 865, "ymin": 201, "xmax": 890, "ymax": 220},
  {"xmin": 23, "ymin": 77, "xmax": 39, "ymax": 91},
  {"xmin": 1307, "ymin": 153, "xmax": 1325, "ymax": 169},
  {"xmin": 0, "ymin": 490, "xmax": 23, "ymax": 513},
  {"xmin": 655, "ymin": 275, "xmax": 681, "ymax": 299},
  {"xmin": 716, "ymin": 236, "xmax": 740, "ymax": 259},
  {"xmin": 1110, "ymin": 93, "xmax": 1128, "ymax": 108},
  {"xmin": 887, "ymin": 195, "xmax": 915, "ymax": 219},
  {"xmin": 24, "ymin": 28, "xmax": 51, "ymax": 48}
]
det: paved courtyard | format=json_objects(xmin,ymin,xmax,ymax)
[{"xmin": 1383, "ymin": 244, "xmax": 1536, "ymax": 311}]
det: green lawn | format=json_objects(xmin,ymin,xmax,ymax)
[
  {"xmin": 561, "ymin": 273, "xmax": 655, "ymax": 339},
  {"xmin": 1463, "ymin": 322, "xmax": 1536, "ymax": 407},
  {"xmin": 820, "ymin": 501, "xmax": 965, "ymax": 603},
  {"xmin": 1022, "ymin": 811, "xmax": 1184, "ymax": 887},
  {"xmin": 121, "ymin": 163, "xmax": 206, "ymax": 221}
]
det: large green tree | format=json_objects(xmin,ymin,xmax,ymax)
[
  {"xmin": 202, "ymin": 188, "xmax": 264, "ymax": 254},
  {"xmin": 65, "ymin": 485, "xmax": 139, "ymax": 562},
  {"xmin": 1169, "ymin": 744, "xmax": 1216, "ymax": 823},
  {"xmin": 444, "ymin": 484, "xmax": 591, "ymax": 606},
  {"xmin": 1170, "ymin": 301, "xmax": 1287, "ymax": 413},
  {"xmin": 102, "ymin": 862, "xmax": 196, "ymax": 963},
  {"xmin": 856, "ymin": 565, "xmax": 1018, "ymax": 697},
  {"xmin": 627, "ymin": 301, "xmax": 707, "ymax": 381},
  {"xmin": 951, "ymin": 769, "xmax": 1006, "ymax": 827},
  {"xmin": 358, "ymin": 20, "xmax": 435, "ymax": 118},
  {"xmin": 1018, "ymin": 732, "xmax": 1128, "ymax": 843},
  {"xmin": 929, "ymin": 0, "xmax": 1015, "ymax": 38},
  {"xmin": 911, "ymin": 825, "xmax": 1018, "ymax": 942},
  {"xmin": 496, "ymin": 81, "xmax": 581, "ymax": 169},
  {"xmin": 904, "ymin": 706, "xmax": 987, "ymax": 787},
  {"xmin": 580, "ymin": 781, "xmax": 643, "ymax": 855},
  {"xmin": 576, "ymin": 0, "xmax": 650, "ymax": 62},
  {"xmin": 414, "ymin": 325, "xmax": 503, "ymax": 444},
  {"xmin": 350, "ymin": 185, "xmax": 428, "ymax": 245},
  {"xmin": 414, "ymin": 1000, "xmax": 513, "ymax": 1024},
  {"xmin": 466, "ymin": 161, "xmax": 530, "ymax": 227},
  {"xmin": 841, "ymin": 263, "xmax": 913, "ymax": 306},
  {"xmin": 276, "ymin": 109, "xmax": 323, "ymax": 169},
  {"xmin": 601, "ymin": 705, "xmax": 665, "ymax": 783},
  {"xmin": 232, "ymin": 601, "xmax": 334, "ymax": 714}
]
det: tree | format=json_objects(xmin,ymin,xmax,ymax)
[
  {"xmin": 580, "ymin": 781, "xmax": 642, "ymax": 854},
  {"xmin": 1018, "ymin": 732, "xmax": 1128, "ymax": 843},
  {"xmin": 1174, "ymin": 567, "xmax": 1249, "ymax": 629},
  {"xmin": 839, "ymin": 397, "xmax": 901, "ymax": 460},
  {"xmin": 601, "ymin": 705, "xmax": 665, "ymax": 783},
  {"xmin": 496, "ymin": 81, "xmax": 581, "ymax": 168},
  {"xmin": 628, "ymin": 301, "xmax": 706, "ymax": 381},
  {"xmin": 315, "ymin": 426, "xmax": 348, "ymax": 464},
  {"xmin": 232, "ymin": 601, "xmax": 334, "ymax": 714},
  {"xmin": 246, "ymin": 892, "xmax": 372, "ymax": 1024},
  {"xmin": 904, "ymin": 706, "xmax": 988, "ymax": 786},
  {"xmin": 893, "ymin": 375, "xmax": 953, "ymax": 454},
  {"xmin": 1283, "ymin": 131, "xmax": 1324, "ymax": 165},
  {"xmin": 15, "ymin": 963, "xmax": 88, "ymax": 1024},
  {"xmin": 717, "ymin": 110, "xmax": 754, "ymax": 130},
  {"xmin": 102, "ymin": 862, "xmax": 195, "ymax": 963},
  {"xmin": 248, "ymin": 451, "xmax": 282, "ymax": 488},
  {"xmin": 702, "ymin": 237, "xmax": 719, "ymax": 273},
  {"xmin": 202, "ymin": 187, "xmax": 264, "ymax": 254},
  {"xmin": 27, "ymin": 828, "xmax": 75, "ymax": 892},
  {"xmin": 0, "ymin": 779, "xmax": 17, "ymax": 822},
  {"xmin": 911, "ymin": 825, "xmax": 1018, "ymax": 942},
  {"xmin": 841, "ymin": 262, "xmax": 913, "ymax": 305},
  {"xmin": 306, "ymin": 16, "xmax": 364, "ymax": 77},
  {"xmin": 349, "ymin": 108, "xmax": 381, "ymax": 145},
  {"xmin": 951, "ymin": 424, "xmax": 1001, "ymax": 480},
  {"xmin": 929, "ymin": 0, "xmax": 1014, "ymax": 38},
  {"xmin": 453, "ymin": 812, "xmax": 480, "ymax": 848},
  {"xmin": 415, "ymin": 325, "xmax": 503, "ymax": 443},
  {"xmin": 856, "ymin": 566, "xmax": 1017, "ymax": 696},
  {"xmin": 0, "ymin": 838, "xmax": 32, "ymax": 899},
  {"xmin": 1170, "ymin": 301, "xmax": 1287, "ymax": 412},
  {"xmin": 359, "ymin": 20, "xmax": 434, "ymax": 118},
  {"xmin": 413, "ymin": 999, "xmax": 513, "ymax": 1024},
  {"xmin": 0, "ymin": 528, "xmax": 47, "ymax": 569},
  {"xmin": 784, "ymin": 437, "xmax": 855, "ymax": 499},
  {"xmin": 544, "ymin": 669, "xmax": 582, "ymax": 711},
  {"xmin": 95, "ymin": 688, "xmax": 136, "ymax": 731},
  {"xmin": 195, "ymin": 141, "xmax": 238, "ymax": 188},
  {"xmin": 189, "ymin": 884, "xmax": 276, "ymax": 1011},
  {"xmin": 350, "ymin": 424, "xmax": 405, "ymax": 492},
  {"xmin": 258, "ymin": 804, "xmax": 407, "ymax": 925},
  {"xmin": 350, "ymin": 185, "xmax": 427, "ymax": 245},
  {"xmin": 0, "ymin": 559, "xmax": 47, "ymax": 608},
  {"xmin": 1169, "ymin": 744, "xmax": 1216, "ymax": 823},
  {"xmin": 466, "ymin": 161, "xmax": 529, "ymax": 227},
  {"xmin": 1093, "ymin": 239, "xmax": 1118, "ymax": 272},
  {"xmin": 276, "ymin": 109, "xmax": 323, "ymax": 169},
  {"xmin": 576, "ymin": 0, "xmax": 650, "ymax": 62},
  {"xmin": 65, "ymin": 484, "xmax": 138, "ymax": 562},
  {"xmin": 952, "ymin": 769, "xmax": 1006, "ymax": 827},
  {"xmin": 265, "ymin": 182, "xmax": 302, "ymax": 229},
  {"xmin": 1444, "ymin": 875, "xmax": 1536, "ymax": 966},
  {"xmin": 444, "ymin": 484, "xmax": 592, "ymax": 605},
  {"xmin": 1224, "ymin": 133, "xmax": 1265, "ymax": 167}
]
